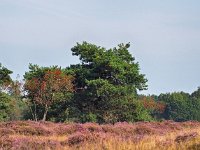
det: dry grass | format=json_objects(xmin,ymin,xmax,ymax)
[{"xmin": 0, "ymin": 120, "xmax": 200, "ymax": 150}]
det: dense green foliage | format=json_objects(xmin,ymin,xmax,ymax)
[
  {"xmin": 0, "ymin": 92, "xmax": 13, "ymax": 121},
  {"xmin": 141, "ymin": 89, "xmax": 200, "ymax": 122},
  {"xmin": 67, "ymin": 42, "xmax": 150, "ymax": 123},
  {"xmin": 0, "ymin": 63, "xmax": 12, "ymax": 91},
  {"xmin": 0, "ymin": 42, "xmax": 200, "ymax": 123},
  {"xmin": 0, "ymin": 64, "xmax": 26, "ymax": 121}
]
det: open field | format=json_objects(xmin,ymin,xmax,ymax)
[{"xmin": 0, "ymin": 121, "xmax": 200, "ymax": 150}]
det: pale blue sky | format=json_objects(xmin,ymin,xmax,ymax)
[{"xmin": 0, "ymin": 0, "xmax": 200, "ymax": 95}]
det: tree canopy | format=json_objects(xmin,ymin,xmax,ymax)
[
  {"xmin": 67, "ymin": 42, "xmax": 150, "ymax": 123},
  {"xmin": 24, "ymin": 64, "xmax": 74, "ymax": 121}
]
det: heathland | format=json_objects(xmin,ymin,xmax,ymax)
[{"xmin": 1, "ymin": 121, "xmax": 200, "ymax": 150}]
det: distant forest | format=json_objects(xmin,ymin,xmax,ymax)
[{"xmin": 1, "ymin": 42, "xmax": 200, "ymax": 123}]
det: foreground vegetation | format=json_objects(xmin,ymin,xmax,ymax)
[{"xmin": 0, "ymin": 121, "xmax": 200, "ymax": 150}]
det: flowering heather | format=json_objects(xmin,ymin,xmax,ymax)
[{"xmin": 0, "ymin": 120, "xmax": 200, "ymax": 149}]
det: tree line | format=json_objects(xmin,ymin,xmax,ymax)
[{"xmin": 0, "ymin": 42, "xmax": 200, "ymax": 123}]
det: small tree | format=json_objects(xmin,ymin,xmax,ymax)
[
  {"xmin": 191, "ymin": 87, "xmax": 200, "ymax": 99},
  {"xmin": 0, "ymin": 63, "xmax": 13, "ymax": 92},
  {"xmin": 140, "ymin": 96, "xmax": 166, "ymax": 120},
  {"xmin": 24, "ymin": 64, "xmax": 74, "ymax": 121}
]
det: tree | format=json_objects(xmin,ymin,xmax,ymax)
[
  {"xmin": 189, "ymin": 87, "xmax": 200, "ymax": 121},
  {"xmin": 71, "ymin": 42, "xmax": 147, "ymax": 90},
  {"xmin": 140, "ymin": 95, "xmax": 166, "ymax": 120},
  {"xmin": 0, "ymin": 64, "xmax": 13, "ymax": 121},
  {"xmin": 0, "ymin": 64, "xmax": 26, "ymax": 121},
  {"xmin": 158, "ymin": 92, "xmax": 190, "ymax": 121},
  {"xmin": 191, "ymin": 87, "xmax": 200, "ymax": 99},
  {"xmin": 24, "ymin": 64, "xmax": 74, "ymax": 121},
  {"xmin": 67, "ymin": 42, "xmax": 150, "ymax": 123},
  {"xmin": 0, "ymin": 92, "xmax": 13, "ymax": 121},
  {"xmin": 0, "ymin": 63, "xmax": 13, "ymax": 91}
]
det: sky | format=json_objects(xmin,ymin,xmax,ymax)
[{"xmin": 0, "ymin": 0, "xmax": 200, "ymax": 95}]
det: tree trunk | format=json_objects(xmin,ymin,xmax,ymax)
[
  {"xmin": 28, "ymin": 101, "xmax": 38, "ymax": 121},
  {"xmin": 33, "ymin": 101, "xmax": 38, "ymax": 121},
  {"xmin": 42, "ymin": 105, "xmax": 48, "ymax": 121}
]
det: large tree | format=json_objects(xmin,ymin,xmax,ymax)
[
  {"xmin": 24, "ymin": 64, "xmax": 74, "ymax": 121},
  {"xmin": 68, "ymin": 42, "xmax": 150, "ymax": 123}
]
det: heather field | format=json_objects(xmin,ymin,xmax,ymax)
[{"xmin": 0, "ymin": 121, "xmax": 200, "ymax": 150}]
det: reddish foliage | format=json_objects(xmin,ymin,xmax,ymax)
[
  {"xmin": 24, "ymin": 69, "xmax": 74, "ymax": 106},
  {"xmin": 24, "ymin": 69, "xmax": 74, "ymax": 120},
  {"xmin": 141, "ymin": 97, "xmax": 166, "ymax": 113}
]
